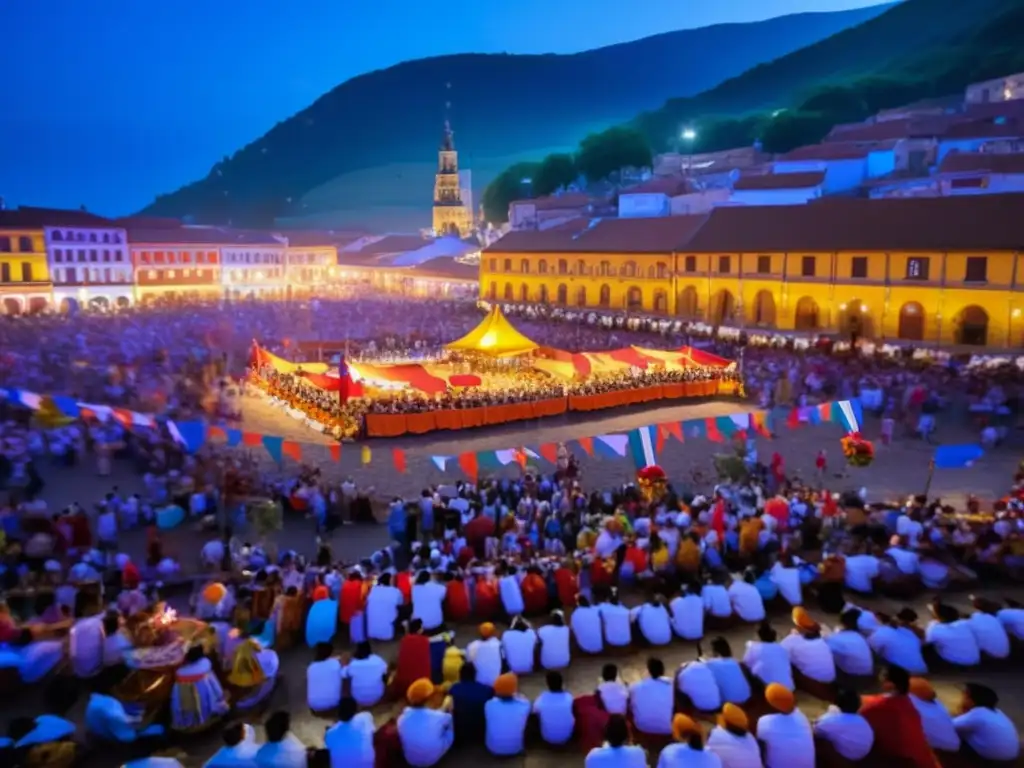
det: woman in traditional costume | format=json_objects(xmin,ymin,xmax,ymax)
[
  {"xmin": 269, "ymin": 586, "xmax": 305, "ymax": 650},
  {"xmin": 169, "ymin": 645, "xmax": 229, "ymax": 733},
  {"xmin": 391, "ymin": 619, "xmax": 431, "ymax": 699},
  {"xmin": 226, "ymin": 632, "xmax": 279, "ymax": 712}
]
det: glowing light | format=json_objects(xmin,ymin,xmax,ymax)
[
  {"xmin": 681, "ymin": 128, "xmax": 697, "ymax": 141},
  {"xmin": 479, "ymin": 330, "xmax": 498, "ymax": 349},
  {"xmin": 860, "ymin": 303, "xmax": 868, "ymax": 312},
  {"xmin": 1014, "ymin": 308, "xmax": 1022, "ymax": 318}
]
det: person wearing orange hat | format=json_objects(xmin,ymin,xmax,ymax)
[
  {"xmin": 397, "ymin": 677, "xmax": 454, "ymax": 767},
  {"xmin": 707, "ymin": 703, "xmax": 761, "ymax": 767},
  {"xmin": 756, "ymin": 683, "xmax": 815, "ymax": 768},
  {"xmin": 656, "ymin": 714, "xmax": 720, "ymax": 767},
  {"xmin": 467, "ymin": 622, "xmax": 503, "ymax": 687},
  {"xmin": 781, "ymin": 606, "xmax": 837, "ymax": 701},
  {"xmin": 908, "ymin": 677, "xmax": 961, "ymax": 755},
  {"xmin": 484, "ymin": 673, "xmax": 530, "ymax": 757}
]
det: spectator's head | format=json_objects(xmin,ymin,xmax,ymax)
[
  {"xmin": 314, "ymin": 642, "xmax": 333, "ymax": 662},
  {"xmin": 601, "ymin": 663, "xmax": 618, "ymax": 682},
  {"xmin": 839, "ymin": 608, "xmax": 862, "ymax": 631},
  {"xmin": 757, "ymin": 621, "xmax": 777, "ymax": 643},
  {"xmin": 718, "ymin": 702, "xmax": 749, "ymax": 737},
  {"xmin": 354, "ymin": 641, "xmax": 371, "ymax": 660},
  {"xmin": 710, "ymin": 636, "xmax": 732, "ymax": 658},
  {"xmin": 222, "ymin": 722, "xmax": 246, "ymax": 747},
  {"xmin": 963, "ymin": 682, "xmax": 998, "ymax": 711},
  {"xmin": 338, "ymin": 697, "xmax": 358, "ymax": 722},
  {"xmin": 546, "ymin": 671, "xmax": 564, "ymax": 693},
  {"xmin": 646, "ymin": 657, "xmax": 665, "ymax": 679},
  {"xmin": 102, "ymin": 609, "xmax": 120, "ymax": 637},
  {"xmin": 459, "ymin": 662, "xmax": 477, "ymax": 683},
  {"xmin": 263, "ymin": 711, "xmax": 291, "ymax": 743},
  {"xmin": 605, "ymin": 715, "xmax": 629, "ymax": 748},
  {"xmin": 835, "ymin": 688, "xmax": 861, "ymax": 714},
  {"xmin": 883, "ymin": 665, "xmax": 911, "ymax": 695}
]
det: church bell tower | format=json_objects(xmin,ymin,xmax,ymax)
[{"xmin": 432, "ymin": 100, "xmax": 472, "ymax": 237}]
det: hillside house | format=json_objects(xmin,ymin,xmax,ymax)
[
  {"xmin": 937, "ymin": 119, "xmax": 1024, "ymax": 163},
  {"xmin": 617, "ymin": 177, "xmax": 731, "ymax": 218},
  {"xmin": 508, "ymin": 193, "xmax": 599, "ymax": 231},
  {"xmin": 938, "ymin": 151, "xmax": 1024, "ymax": 196},
  {"xmin": 653, "ymin": 147, "xmax": 770, "ymax": 177},
  {"xmin": 774, "ymin": 142, "xmax": 897, "ymax": 194},
  {"xmin": 729, "ymin": 171, "xmax": 825, "ymax": 206},
  {"xmin": 965, "ymin": 71, "xmax": 1024, "ymax": 105}
]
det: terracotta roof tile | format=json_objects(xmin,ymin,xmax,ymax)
[
  {"xmin": 511, "ymin": 193, "xmax": 596, "ymax": 211},
  {"xmin": 778, "ymin": 143, "xmax": 877, "ymax": 161},
  {"xmin": 939, "ymin": 151, "xmax": 1024, "ymax": 174},
  {"xmin": 943, "ymin": 119, "xmax": 1024, "ymax": 139},
  {"xmin": 622, "ymin": 177, "xmax": 692, "ymax": 196},
  {"xmin": 485, "ymin": 215, "xmax": 708, "ymax": 254},
  {"xmin": 355, "ymin": 234, "xmax": 432, "ymax": 255},
  {"xmin": 824, "ymin": 117, "xmax": 953, "ymax": 143},
  {"xmin": 0, "ymin": 206, "xmax": 114, "ymax": 229},
  {"xmin": 733, "ymin": 171, "xmax": 826, "ymax": 190}
]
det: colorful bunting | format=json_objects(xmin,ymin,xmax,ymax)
[
  {"xmin": 751, "ymin": 411, "xmax": 772, "ymax": 438},
  {"xmin": 225, "ymin": 428, "xmax": 243, "ymax": 448},
  {"xmin": 329, "ymin": 444, "xmax": 342, "ymax": 463},
  {"xmin": 458, "ymin": 452, "xmax": 478, "ymax": 482},
  {"xmin": 594, "ymin": 434, "xmax": 628, "ymax": 459},
  {"xmin": 168, "ymin": 421, "xmax": 207, "ymax": 455},
  {"xmin": 392, "ymin": 448, "xmax": 407, "ymax": 474},
  {"xmin": 629, "ymin": 426, "xmax": 657, "ymax": 469},
  {"xmin": 576, "ymin": 436, "xmax": 594, "ymax": 457},
  {"xmin": 262, "ymin": 435, "xmax": 284, "ymax": 464},
  {"xmin": 431, "ymin": 455, "xmax": 450, "ymax": 472},
  {"xmin": 207, "ymin": 425, "xmax": 227, "ymax": 442},
  {"xmin": 538, "ymin": 443, "xmax": 559, "ymax": 464},
  {"xmin": 704, "ymin": 418, "xmax": 725, "ymax": 443},
  {"xmin": 242, "ymin": 431, "xmax": 263, "ymax": 447},
  {"xmin": 282, "ymin": 440, "xmax": 302, "ymax": 463}
]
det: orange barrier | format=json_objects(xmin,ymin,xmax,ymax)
[{"xmin": 364, "ymin": 382, "xmax": 728, "ymax": 437}]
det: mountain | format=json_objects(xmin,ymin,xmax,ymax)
[{"xmin": 141, "ymin": 5, "xmax": 895, "ymax": 229}]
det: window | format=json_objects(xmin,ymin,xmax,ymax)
[
  {"xmin": 488, "ymin": 258, "xmax": 496, "ymax": 271},
  {"xmin": 801, "ymin": 255, "xmax": 816, "ymax": 277},
  {"xmin": 0, "ymin": 263, "xmax": 9, "ymax": 282},
  {"xmin": 103, "ymin": 250, "xmax": 111, "ymax": 262},
  {"xmin": 147, "ymin": 270, "xmax": 157, "ymax": 279},
  {"xmin": 104, "ymin": 268, "xmax": 112, "ymax": 282},
  {"xmin": 77, "ymin": 249, "xmax": 86, "ymax": 261},
  {"xmin": 756, "ymin": 255, "xmax": 771, "ymax": 274},
  {"xmin": 905, "ymin": 257, "xmax": 930, "ymax": 280},
  {"xmin": 685, "ymin": 256, "xmax": 697, "ymax": 273},
  {"xmin": 89, "ymin": 250, "xmax": 98, "ymax": 262},
  {"xmin": 183, "ymin": 269, "xmax": 191, "ymax": 278},
  {"xmin": 102, "ymin": 233, "xmax": 110, "ymax": 243},
  {"xmin": 0, "ymin": 236, "xmax": 11, "ymax": 252},
  {"xmin": 538, "ymin": 260, "xmax": 548, "ymax": 274},
  {"xmin": 21, "ymin": 263, "xmax": 32, "ymax": 282},
  {"xmin": 964, "ymin": 256, "xmax": 987, "ymax": 282},
  {"xmin": 52, "ymin": 230, "xmax": 64, "ymax": 241},
  {"xmin": 718, "ymin": 255, "xmax": 731, "ymax": 274},
  {"xmin": 88, "ymin": 232, "xmax": 97, "ymax": 243},
  {"xmin": 520, "ymin": 259, "xmax": 530, "ymax": 274},
  {"xmin": 18, "ymin": 236, "xmax": 32, "ymax": 252},
  {"xmin": 54, "ymin": 249, "xmax": 63, "ymax": 263},
  {"xmin": 66, "ymin": 267, "xmax": 76, "ymax": 282},
  {"xmin": 503, "ymin": 259, "xmax": 511, "ymax": 272},
  {"xmin": 851, "ymin": 256, "xmax": 868, "ymax": 279}
]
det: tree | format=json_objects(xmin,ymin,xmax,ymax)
[
  {"xmin": 532, "ymin": 153, "xmax": 578, "ymax": 197},
  {"xmin": 481, "ymin": 161, "xmax": 539, "ymax": 223},
  {"xmin": 797, "ymin": 84, "xmax": 869, "ymax": 125},
  {"xmin": 576, "ymin": 126, "xmax": 652, "ymax": 182},
  {"xmin": 759, "ymin": 110, "xmax": 835, "ymax": 154}
]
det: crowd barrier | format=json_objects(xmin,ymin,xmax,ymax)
[{"xmin": 364, "ymin": 379, "xmax": 732, "ymax": 437}]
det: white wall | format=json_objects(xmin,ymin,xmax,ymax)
[
  {"xmin": 618, "ymin": 192, "xmax": 670, "ymax": 218},
  {"xmin": 728, "ymin": 187, "xmax": 822, "ymax": 206},
  {"xmin": 773, "ymin": 159, "xmax": 866, "ymax": 194}
]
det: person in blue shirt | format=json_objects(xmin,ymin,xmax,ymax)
[
  {"xmin": 387, "ymin": 498, "xmax": 407, "ymax": 544},
  {"xmin": 449, "ymin": 661, "xmax": 494, "ymax": 746}
]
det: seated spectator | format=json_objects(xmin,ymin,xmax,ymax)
[
  {"xmin": 484, "ymin": 673, "xmax": 531, "ymax": 757},
  {"xmin": 952, "ymin": 682, "xmax": 1020, "ymax": 763},
  {"xmin": 706, "ymin": 703, "xmax": 762, "ymax": 768},
  {"xmin": 812, "ymin": 688, "xmax": 874, "ymax": 763},
  {"xmin": 533, "ymin": 671, "xmax": 575, "ymax": 747},
  {"xmin": 585, "ymin": 714, "xmax": 647, "ymax": 768},
  {"xmin": 756, "ymin": 684, "xmax": 814, "ymax": 768},
  {"xmin": 448, "ymin": 661, "xmax": 492, "ymax": 747}
]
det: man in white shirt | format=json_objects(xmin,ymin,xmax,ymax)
[
  {"xmin": 704, "ymin": 637, "xmax": 751, "ymax": 705},
  {"xmin": 996, "ymin": 599, "xmax": 1024, "ymax": 639},
  {"xmin": 676, "ymin": 656, "xmax": 722, "ymax": 712},
  {"xmin": 743, "ymin": 622, "xmax": 794, "ymax": 689},
  {"xmin": 467, "ymin": 623, "xmax": 503, "ymax": 686},
  {"xmin": 598, "ymin": 594, "xmax": 632, "ymax": 649},
  {"xmin": 630, "ymin": 596, "xmax": 673, "ymax": 646},
  {"xmin": 596, "ymin": 663, "xmax": 628, "ymax": 715},
  {"xmin": 953, "ymin": 683, "xmax": 1021, "ymax": 763},
  {"xmin": 255, "ymin": 711, "xmax": 307, "ymax": 768},
  {"xmin": 342, "ymin": 642, "xmax": 389, "ymax": 708},
  {"xmin": 501, "ymin": 617, "xmax": 537, "ymax": 675},
  {"xmin": 498, "ymin": 564, "xmax": 525, "ymax": 617},
  {"xmin": 868, "ymin": 619, "xmax": 928, "ymax": 675},
  {"xmin": 204, "ymin": 722, "xmax": 259, "ymax": 767},
  {"xmin": 537, "ymin": 610, "xmax": 570, "ymax": 669},
  {"xmin": 843, "ymin": 552, "xmax": 880, "ymax": 594},
  {"xmin": 909, "ymin": 677, "xmax": 961, "ymax": 754},
  {"xmin": 533, "ymin": 671, "xmax": 575, "ymax": 746},
  {"xmin": 365, "ymin": 573, "xmax": 404, "ymax": 641},
  {"xmin": 324, "ymin": 698, "xmax": 375, "ymax": 768},
  {"xmin": 398, "ymin": 679, "xmax": 454, "ymax": 767},
  {"xmin": 824, "ymin": 609, "xmax": 874, "ymax": 677},
  {"xmin": 925, "ymin": 602, "xmax": 981, "ymax": 667},
  {"xmin": 484, "ymin": 673, "xmax": 531, "ymax": 757},
  {"xmin": 967, "ymin": 597, "xmax": 1011, "ymax": 660},
  {"xmin": 670, "ymin": 582, "xmax": 705, "ymax": 641},
  {"xmin": 706, "ymin": 704, "xmax": 762, "ymax": 768},
  {"xmin": 411, "ymin": 571, "xmax": 447, "ymax": 632},
  {"xmin": 629, "ymin": 657, "xmax": 675, "ymax": 738},
  {"xmin": 571, "ymin": 595, "xmax": 604, "ymax": 654},
  {"xmin": 306, "ymin": 643, "xmax": 343, "ymax": 714},
  {"xmin": 770, "ymin": 558, "xmax": 802, "ymax": 606},
  {"xmin": 781, "ymin": 608, "xmax": 836, "ymax": 686},
  {"xmin": 702, "ymin": 574, "xmax": 733, "ymax": 623},
  {"xmin": 757, "ymin": 683, "xmax": 815, "ymax": 768},
  {"xmin": 812, "ymin": 688, "xmax": 873, "ymax": 762},
  {"xmin": 585, "ymin": 715, "xmax": 648, "ymax": 768},
  {"xmin": 886, "ymin": 537, "xmax": 921, "ymax": 576},
  {"xmin": 728, "ymin": 573, "xmax": 765, "ymax": 623}
]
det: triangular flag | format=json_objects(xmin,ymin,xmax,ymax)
[
  {"xmin": 729, "ymin": 413, "xmax": 751, "ymax": 433},
  {"xmin": 539, "ymin": 443, "xmax": 559, "ymax": 464},
  {"xmin": 476, "ymin": 451, "xmax": 502, "ymax": 471},
  {"xmin": 786, "ymin": 407, "xmax": 801, "ymax": 430},
  {"xmin": 51, "ymin": 395, "xmax": 81, "ymax": 418},
  {"xmin": 207, "ymin": 425, "xmax": 227, "ymax": 442},
  {"xmin": 594, "ymin": 434, "xmax": 629, "ymax": 458},
  {"xmin": 262, "ymin": 435, "xmax": 284, "ymax": 464},
  {"xmin": 684, "ymin": 419, "xmax": 707, "ymax": 441},
  {"xmin": 16, "ymin": 390, "xmax": 43, "ymax": 410},
  {"xmin": 392, "ymin": 448, "xmax": 407, "ymax": 474},
  {"xmin": 111, "ymin": 408, "xmax": 133, "ymax": 428},
  {"xmin": 837, "ymin": 399, "xmax": 861, "ymax": 433},
  {"xmin": 751, "ymin": 411, "xmax": 772, "ymax": 438},
  {"xmin": 458, "ymin": 452, "xmax": 478, "ymax": 482},
  {"xmin": 329, "ymin": 444, "xmax": 341, "ymax": 462},
  {"xmin": 360, "ymin": 445, "xmax": 372, "ymax": 465},
  {"xmin": 494, "ymin": 449, "xmax": 518, "ymax": 466},
  {"xmin": 242, "ymin": 431, "xmax": 263, "ymax": 447},
  {"xmin": 225, "ymin": 428, "xmax": 243, "ymax": 447},
  {"xmin": 577, "ymin": 436, "xmax": 594, "ymax": 457},
  {"xmin": 168, "ymin": 420, "xmax": 207, "ymax": 454},
  {"xmin": 715, "ymin": 416, "xmax": 737, "ymax": 439},
  {"xmin": 656, "ymin": 421, "xmax": 683, "ymax": 454},
  {"xmin": 705, "ymin": 418, "xmax": 725, "ymax": 443},
  {"xmin": 817, "ymin": 401, "xmax": 834, "ymax": 424},
  {"xmin": 282, "ymin": 440, "xmax": 302, "ymax": 462},
  {"xmin": 629, "ymin": 426, "xmax": 657, "ymax": 469},
  {"xmin": 431, "ymin": 455, "xmax": 450, "ymax": 472}
]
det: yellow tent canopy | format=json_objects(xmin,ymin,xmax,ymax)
[{"xmin": 445, "ymin": 306, "xmax": 539, "ymax": 357}]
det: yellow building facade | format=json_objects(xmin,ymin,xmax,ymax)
[
  {"xmin": 481, "ymin": 197, "xmax": 1024, "ymax": 348},
  {"xmin": 0, "ymin": 226, "xmax": 53, "ymax": 314}
]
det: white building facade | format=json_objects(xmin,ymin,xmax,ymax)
[
  {"xmin": 45, "ymin": 223, "xmax": 134, "ymax": 310},
  {"xmin": 220, "ymin": 236, "xmax": 287, "ymax": 299}
]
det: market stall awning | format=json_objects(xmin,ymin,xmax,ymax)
[
  {"xmin": 677, "ymin": 345, "xmax": 734, "ymax": 368},
  {"xmin": 445, "ymin": 306, "xmax": 539, "ymax": 357},
  {"xmin": 252, "ymin": 343, "xmax": 329, "ymax": 375}
]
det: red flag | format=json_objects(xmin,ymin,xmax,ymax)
[
  {"xmin": 786, "ymin": 407, "xmax": 801, "ymax": 430},
  {"xmin": 282, "ymin": 441, "xmax": 302, "ymax": 462},
  {"xmin": 751, "ymin": 411, "xmax": 772, "ymax": 438},
  {"xmin": 207, "ymin": 425, "xmax": 227, "ymax": 442},
  {"xmin": 242, "ymin": 431, "xmax": 262, "ymax": 447},
  {"xmin": 329, "ymin": 444, "xmax": 341, "ymax": 463},
  {"xmin": 705, "ymin": 418, "xmax": 725, "ymax": 443},
  {"xmin": 392, "ymin": 448, "xmax": 407, "ymax": 474},
  {"xmin": 711, "ymin": 497, "xmax": 726, "ymax": 541},
  {"xmin": 539, "ymin": 442, "xmax": 559, "ymax": 464},
  {"xmin": 458, "ymin": 452, "xmax": 478, "ymax": 482},
  {"xmin": 656, "ymin": 421, "xmax": 683, "ymax": 454},
  {"xmin": 513, "ymin": 447, "xmax": 527, "ymax": 469},
  {"xmin": 577, "ymin": 437, "xmax": 594, "ymax": 457}
]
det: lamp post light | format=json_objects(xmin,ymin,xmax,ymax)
[{"xmin": 681, "ymin": 128, "xmax": 697, "ymax": 175}]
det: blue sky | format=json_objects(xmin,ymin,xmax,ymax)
[{"xmin": 0, "ymin": 0, "xmax": 891, "ymax": 215}]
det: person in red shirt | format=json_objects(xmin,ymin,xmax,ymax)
[
  {"xmin": 391, "ymin": 619, "xmax": 431, "ymax": 700},
  {"xmin": 520, "ymin": 566, "xmax": 549, "ymax": 616},
  {"xmin": 444, "ymin": 572, "xmax": 471, "ymax": 623},
  {"xmin": 554, "ymin": 560, "xmax": 578, "ymax": 609},
  {"xmin": 473, "ymin": 572, "xmax": 499, "ymax": 621},
  {"xmin": 464, "ymin": 510, "xmax": 495, "ymax": 560},
  {"xmin": 860, "ymin": 665, "xmax": 939, "ymax": 768},
  {"xmin": 339, "ymin": 570, "xmax": 367, "ymax": 636},
  {"xmin": 394, "ymin": 570, "xmax": 413, "ymax": 605}
]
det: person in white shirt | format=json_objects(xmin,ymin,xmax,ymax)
[
  {"xmin": 254, "ymin": 711, "xmax": 307, "ymax": 768},
  {"xmin": 908, "ymin": 677, "xmax": 961, "ymax": 754},
  {"xmin": 812, "ymin": 688, "xmax": 873, "ymax": 762},
  {"xmin": 670, "ymin": 582, "xmax": 705, "ymax": 641},
  {"xmin": 341, "ymin": 642, "xmax": 389, "ymax": 708},
  {"xmin": 598, "ymin": 592, "xmax": 632, "ymax": 649},
  {"xmin": 676, "ymin": 655, "xmax": 722, "ymax": 713},
  {"xmin": 398, "ymin": 679, "xmax": 454, "ymax": 767},
  {"xmin": 728, "ymin": 572, "xmax": 765, "ymax": 623},
  {"xmin": 69, "ymin": 614, "xmax": 106, "ymax": 679},
  {"xmin": 781, "ymin": 607, "xmax": 836, "ymax": 692},
  {"xmin": 629, "ymin": 657, "xmax": 675, "ymax": 738},
  {"xmin": 498, "ymin": 564, "xmax": 525, "ymax": 618},
  {"xmin": 533, "ymin": 671, "xmax": 575, "ymax": 746},
  {"xmin": 324, "ymin": 698, "xmax": 375, "ymax": 768},
  {"xmin": 537, "ymin": 609, "xmax": 571, "ymax": 669},
  {"xmin": 365, "ymin": 573, "xmax": 404, "ymax": 641},
  {"xmin": 704, "ymin": 637, "xmax": 751, "ymax": 705},
  {"xmin": 467, "ymin": 622, "xmax": 504, "ymax": 686},
  {"xmin": 886, "ymin": 536, "xmax": 921, "ymax": 576},
  {"xmin": 596, "ymin": 663, "xmax": 629, "ymax": 715},
  {"xmin": 411, "ymin": 571, "xmax": 447, "ymax": 633},
  {"xmin": 843, "ymin": 552, "xmax": 880, "ymax": 595},
  {"xmin": 585, "ymin": 715, "xmax": 648, "ymax": 768},
  {"xmin": 953, "ymin": 683, "xmax": 1021, "ymax": 763},
  {"xmin": 571, "ymin": 595, "xmax": 605, "ymax": 655},
  {"xmin": 204, "ymin": 722, "xmax": 259, "ymax": 768},
  {"xmin": 924, "ymin": 601, "xmax": 981, "ymax": 668},
  {"xmin": 703, "ymin": 572, "xmax": 734, "ymax": 628},
  {"xmin": 824, "ymin": 609, "xmax": 875, "ymax": 678},
  {"xmin": 967, "ymin": 596, "xmax": 1011, "ymax": 660},
  {"xmin": 770, "ymin": 556, "xmax": 802, "ymax": 606},
  {"xmin": 757, "ymin": 683, "xmax": 815, "ymax": 768},
  {"xmin": 657, "ymin": 714, "xmax": 723, "ymax": 768},
  {"xmin": 742, "ymin": 622, "xmax": 794, "ymax": 689},
  {"xmin": 867, "ymin": 617, "xmax": 928, "ymax": 675},
  {"xmin": 501, "ymin": 617, "xmax": 537, "ymax": 675},
  {"xmin": 631, "ymin": 596, "xmax": 673, "ymax": 646},
  {"xmin": 484, "ymin": 672, "xmax": 531, "ymax": 757},
  {"xmin": 306, "ymin": 642, "xmax": 343, "ymax": 715},
  {"xmin": 996, "ymin": 598, "xmax": 1024, "ymax": 639},
  {"xmin": 706, "ymin": 704, "xmax": 762, "ymax": 768}
]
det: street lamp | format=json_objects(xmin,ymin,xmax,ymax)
[{"xmin": 681, "ymin": 128, "xmax": 697, "ymax": 175}]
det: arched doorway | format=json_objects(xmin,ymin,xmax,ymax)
[
  {"xmin": 556, "ymin": 284, "xmax": 568, "ymax": 305},
  {"xmin": 504, "ymin": 283, "xmax": 513, "ymax": 300},
  {"xmin": 575, "ymin": 286, "xmax": 587, "ymax": 307},
  {"xmin": 677, "ymin": 286, "xmax": 698, "ymax": 318},
  {"xmin": 519, "ymin": 284, "xmax": 529, "ymax": 302},
  {"xmin": 599, "ymin": 284, "xmax": 611, "ymax": 308},
  {"xmin": 488, "ymin": 282, "xmax": 497, "ymax": 300},
  {"xmin": 538, "ymin": 284, "xmax": 549, "ymax": 304},
  {"xmin": 28, "ymin": 297, "xmax": 48, "ymax": 314},
  {"xmin": 59, "ymin": 297, "xmax": 79, "ymax": 314},
  {"xmin": 2, "ymin": 297, "xmax": 21, "ymax": 316},
  {"xmin": 898, "ymin": 302, "xmax": 924, "ymax": 341},
  {"xmin": 710, "ymin": 290, "xmax": 736, "ymax": 325},
  {"xmin": 626, "ymin": 286, "xmax": 643, "ymax": 312},
  {"xmin": 839, "ymin": 299, "xmax": 873, "ymax": 339},
  {"xmin": 794, "ymin": 296, "xmax": 820, "ymax": 331},
  {"xmin": 653, "ymin": 291, "xmax": 667, "ymax": 314},
  {"xmin": 752, "ymin": 290, "xmax": 776, "ymax": 327},
  {"xmin": 956, "ymin": 305, "xmax": 989, "ymax": 346}
]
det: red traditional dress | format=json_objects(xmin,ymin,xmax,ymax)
[
  {"xmin": 473, "ymin": 577, "xmax": 499, "ymax": 620},
  {"xmin": 521, "ymin": 572, "xmax": 548, "ymax": 616},
  {"xmin": 554, "ymin": 567, "xmax": 578, "ymax": 609},
  {"xmin": 444, "ymin": 579, "xmax": 471, "ymax": 623},
  {"xmin": 392, "ymin": 633, "xmax": 431, "ymax": 698}
]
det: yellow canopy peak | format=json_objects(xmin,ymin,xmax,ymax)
[{"xmin": 445, "ymin": 306, "xmax": 538, "ymax": 357}]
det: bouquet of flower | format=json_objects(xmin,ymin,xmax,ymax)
[
  {"xmin": 840, "ymin": 432, "xmax": 875, "ymax": 467},
  {"xmin": 637, "ymin": 464, "xmax": 667, "ymax": 502}
]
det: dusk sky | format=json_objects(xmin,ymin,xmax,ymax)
[{"xmin": 0, "ymin": 0, "xmax": 893, "ymax": 216}]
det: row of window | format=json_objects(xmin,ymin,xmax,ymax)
[
  {"xmin": 52, "ymin": 268, "xmax": 131, "ymax": 284},
  {"xmin": 0, "ymin": 236, "xmax": 35, "ymax": 253},
  {"xmin": 0, "ymin": 263, "xmax": 36, "ymax": 283},
  {"xmin": 136, "ymin": 250, "xmax": 219, "ymax": 266},
  {"xmin": 50, "ymin": 229, "xmax": 123, "ymax": 244},
  {"xmin": 52, "ymin": 248, "xmax": 126, "ymax": 264},
  {"xmin": 223, "ymin": 252, "xmax": 283, "ymax": 265},
  {"xmin": 224, "ymin": 268, "xmax": 283, "ymax": 282},
  {"xmin": 142, "ymin": 269, "xmax": 215, "ymax": 281},
  {"xmin": 489, "ymin": 255, "xmax": 988, "ymax": 282}
]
